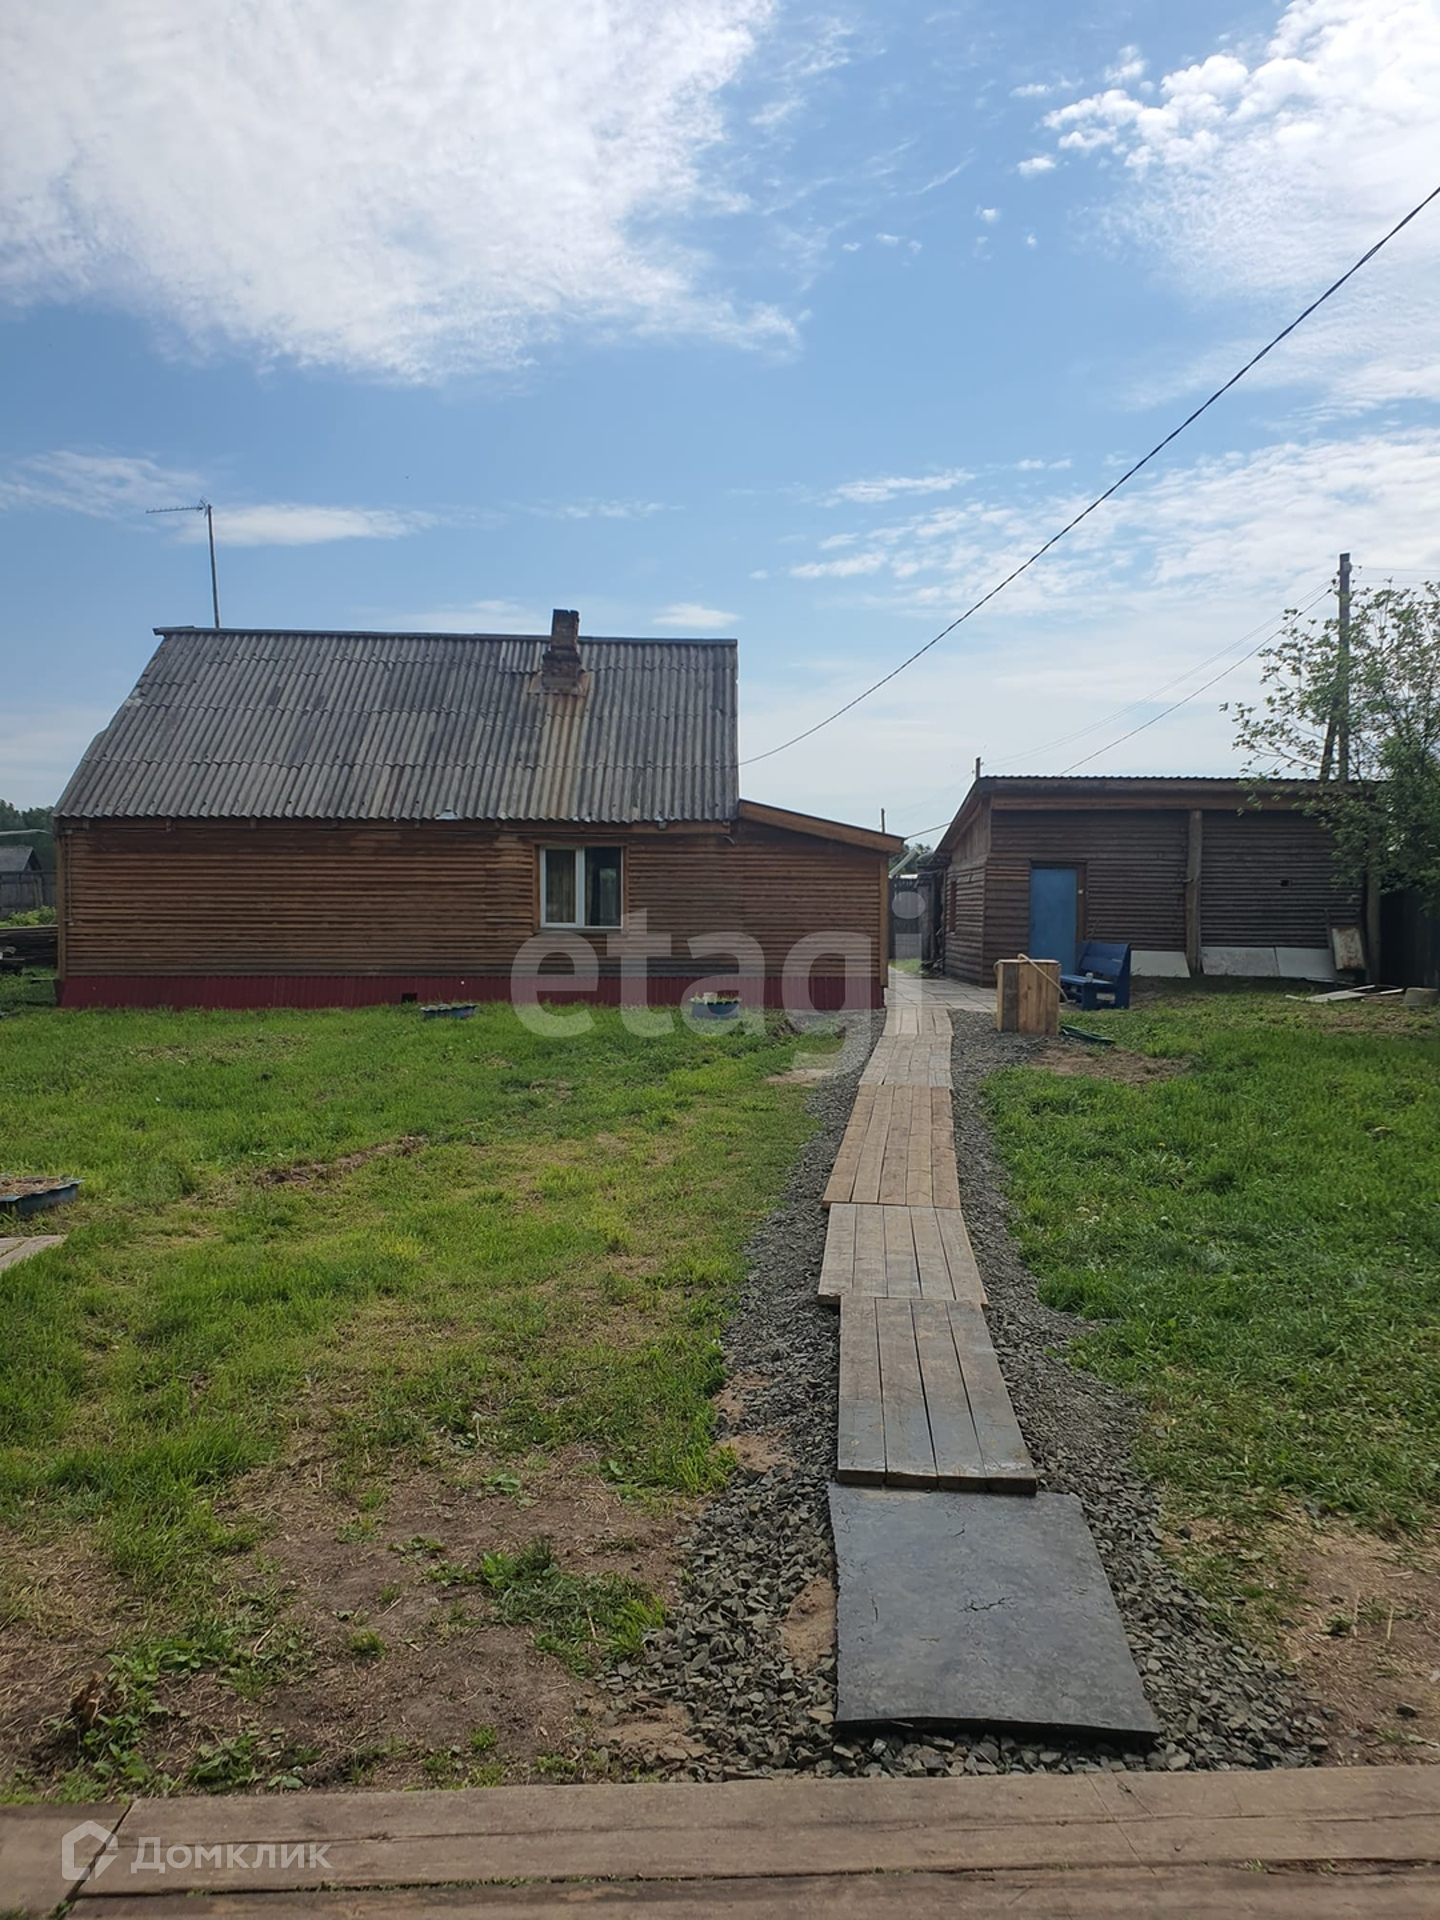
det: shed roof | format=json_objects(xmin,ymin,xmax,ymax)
[
  {"xmin": 58, "ymin": 627, "xmax": 739, "ymax": 824},
  {"xmin": 937, "ymin": 774, "xmax": 1334, "ymax": 854},
  {"xmin": 0, "ymin": 844, "xmax": 39, "ymax": 873}
]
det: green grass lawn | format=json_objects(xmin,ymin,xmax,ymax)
[
  {"xmin": 985, "ymin": 994, "xmax": 1440, "ymax": 1553},
  {"xmin": 0, "ymin": 976, "xmax": 826, "ymax": 1605}
]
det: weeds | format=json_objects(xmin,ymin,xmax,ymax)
[
  {"xmin": 187, "ymin": 1728, "xmax": 317, "ymax": 1793},
  {"xmin": 46, "ymin": 1601, "xmax": 311, "ymax": 1793},
  {"xmin": 478, "ymin": 1536, "xmax": 665, "ymax": 1674}
]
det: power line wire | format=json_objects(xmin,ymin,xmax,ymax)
[
  {"xmin": 892, "ymin": 580, "xmax": 1334, "ymax": 836},
  {"xmin": 1057, "ymin": 583, "xmax": 1332, "ymax": 774},
  {"xmin": 741, "ymin": 182, "xmax": 1440, "ymax": 768},
  {"xmin": 880, "ymin": 605, "xmax": 1297, "ymax": 823},
  {"xmin": 981, "ymin": 588, "xmax": 1322, "ymax": 766}
]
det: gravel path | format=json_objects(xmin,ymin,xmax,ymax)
[{"xmin": 610, "ymin": 1012, "xmax": 1326, "ymax": 1778}]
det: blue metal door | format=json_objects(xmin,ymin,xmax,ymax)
[{"xmin": 1028, "ymin": 867, "xmax": 1078, "ymax": 973}]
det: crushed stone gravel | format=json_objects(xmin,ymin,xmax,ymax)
[{"xmin": 609, "ymin": 1011, "xmax": 1326, "ymax": 1779}]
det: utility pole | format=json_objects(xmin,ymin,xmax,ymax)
[
  {"xmin": 1337, "ymin": 550, "xmax": 1352, "ymax": 781},
  {"xmin": 146, "ymin": 498, "xmax": 221, "ymax": 627}
]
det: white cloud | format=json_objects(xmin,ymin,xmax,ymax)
[
  {"xmin": 209, "ymin": 505, "xmax": 431, "ymax": 547},
  {"xmin": 743, "ymin": 430, "xmax": 1440, "ymax": 818},
  {"xmin": 0, "ymin": 0, "xmax": 790, "ymax": 380},
  {"xmin": 787, "ymin": 430, "xmax": 1440, "ymax": 617},
  {"xmin": 827, "ymin": 469, "xmax": 972, "ymax": 506},
  {"xmin": 977, "ymin": 206, "xmax": 1000, "ymax": 223},
  {"xmin": 0, "ymin": 451, "xmax": 196, "ymax": 520},
  {"xmin": 791, "ymin": 551, "xmax": 887, "ymax": 578},
  {"xmin": 0, "ymin": 450, "xmax": 435, "ymax": 546},
  {"xmin": 385, "ymin": 600, "xmax": 540, "ymax": 633},
  {"xmin": 875, "ymin": 232, "xmax": 902, "ymax": 246},
  {"xmin": 1043, "ymin": 1, "xmax": 1440, "ymax": 405},
  {"xmin": 1104, "ymin": 47, "xmax": 1146, "ymax": 86},
  {"xmin": 1011, "ymin": 82, "xmax": 1055, "ymax": 99},
  {"xmin": 653, "ymin": 602, "xmax": 737, "ymax": 629},
  {"xmin": 532, "ymin": 500, "xmax": 668, "ymax": 522},
  {"xmin": 1016, "ymin": 154, "xmax": 1056, "ymax": 176}
]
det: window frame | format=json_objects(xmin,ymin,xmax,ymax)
[{"xmin": 539, "ymin": 844, "xmax": 624, "ymax": 930}]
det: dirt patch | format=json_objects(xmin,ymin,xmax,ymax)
[
  {"xmin": 766, "ymin": 1067, "xmax": 832, "ymax": 1086},
  {"xmin": 600, "ymin": 1702, "xmax": 706, "ymax": 1765},
  {"xmin": 725, "ymin": 1430, "xmax": 794, "ymax": 1475},
  {"xmin": 256, "ymin": 1135, "xmax": 427, "ymax": 1187},
  {"xmin": 0, "ymin": 1525, "xmax": 146, "ymax": 1780},
  {"xmin": 1282, "ymin": 1519, "xmax": 1440, "ymax": 1766},
  {"xmin": 712, "ymin": 1374, "xmax": 768, "ymax": 1429},
  {"xmin": 2, "ymin": 1452, "xmax": 686, "ymax": 1794},
  {"xmin": 780, "ymin": 1576, "xmax": 836, "ymax": 1669},
  {"xmin": 1029, "ymin": 1042, "xmax": 1188, "ymax": 1085}
]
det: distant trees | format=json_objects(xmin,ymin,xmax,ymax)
[
  {"xmin": 0, "ymin": 800, "xmax": 53, "ymax": 831},
  {"xmin": 1228, "ymin": 582, "xmax": 1440, "ymax": 905}
]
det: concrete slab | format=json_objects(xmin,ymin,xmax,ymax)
[
  {"xmin": 1275, "ymin": 946, "xmax": 1338, "ymax": 982},
  {"xmin": 1131, "ymin": 950, "xmax": 1190, "ymax": 978},
  {"xmin": 830, "ymin": 1486, "xmax": 1158, "ymax": 1738},
  {"xmin": 1202, "ymin": 945, "xmax": 1280, "ymax": 977}
]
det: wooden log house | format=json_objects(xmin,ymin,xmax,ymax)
[
  {"xmin": 935, "ymin": 775, "xmax": 1360, "ymax": 986},
  {"xmin": 54, "ymin": 613, "xmax": 900, "ymax": 1009}
]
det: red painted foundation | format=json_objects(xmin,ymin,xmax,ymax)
[{"xmin": 56, "ymin": 973, "xmax": 883, "ymax": 1012}]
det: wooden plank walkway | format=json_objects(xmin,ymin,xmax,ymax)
[
  {"xmin": 836, "ymin": 1298, "xmax": 1035, "ymax": 1491},
  {"xmin": 0, "ymin": 1235, "xmax": 65, "ymax": 1270},
  {"xmin": 859, "ymin": 1035, "xmax": 953, "ymax": 1087},
  {"xmin": 878, "ymin": 1003, "xmax": 953, "ymax": 1037},
  {"xmin": 818, "ymin": 1204, "xmax": 984, "ymax": 1307},
  {"xmin": 5, "ymin": 1768, "xmax": 1434, "ymax": 1913},
  {"xmin": 822, "ymin": 1087, "xmax": 960, "ymax": 1209}
]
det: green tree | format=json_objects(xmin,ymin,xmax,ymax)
[{"xmin": 1227, "ymin": 583, "xmax": 1440, "ymax": 905}]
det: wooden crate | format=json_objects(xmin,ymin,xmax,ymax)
[{"xmin": 994, "ymin": 956, "xmax": 1059, "ymax": 1035}]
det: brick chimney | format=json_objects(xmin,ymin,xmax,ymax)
[{"xmin": 541, "ymin": 608, "xmax": 582, "ymax": 693}]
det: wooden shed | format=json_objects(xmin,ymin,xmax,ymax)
[
  {"xmin": 935, "ymin": 776, "xmax": 1359, "ymax": 986},
  {"xmin": 0, "ymin": 843, "xmax": 49, "ymax": 915},
  {"xmin": 55, "ymin": 615, "xmax": 900, "ymax": 1010}
]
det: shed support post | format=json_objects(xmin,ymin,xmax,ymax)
[
  {"xmin": 1184, "ymin": 810, "xmax": 1203, "ymax": 977},
  {"xmin": 1365, "ymin": 857, "xmax": 1383, "ymax": 985}
]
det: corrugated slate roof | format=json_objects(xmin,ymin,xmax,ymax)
[{"xmin": 58, "ymin": 628, "xmax": 739, "ymax": 824}]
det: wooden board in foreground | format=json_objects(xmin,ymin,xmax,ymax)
[
  {"xmin": 69, "ymin": 1768, "xmax": 1440, "ymax": 1897},
  {"xmin": 84, "ymin": 1865, "xmax": 1440, "ymax": 1917}
]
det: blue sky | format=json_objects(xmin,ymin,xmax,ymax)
[{"xmin": 4, "ymin": 0, "xmax": 1439, "ymax": 836}]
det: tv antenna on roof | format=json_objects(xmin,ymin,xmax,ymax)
[{"xmin": 146, "ymin": 498, "xmax": 220, "ymax": 628}]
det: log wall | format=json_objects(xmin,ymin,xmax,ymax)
[
  {"xmin": 942, "ymin": 801, "xmax": 1355, "ymax": 984},
  {"xmin": 56, "ymin": 816, "xmax": 887, "ymax": 1007}
]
